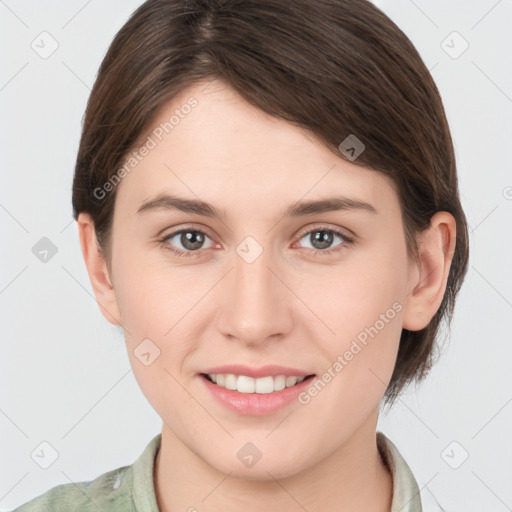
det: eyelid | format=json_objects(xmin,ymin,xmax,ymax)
[
  {"xmin": 294, "ymin": 222, "xmax": 356, "ymax": 242},
  {"xmin": 158, "ymin": 222, "xmax": 216, "ymax": 239}
]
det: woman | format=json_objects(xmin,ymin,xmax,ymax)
[{"xmin": 14, "ymin": 0, "xmax": 469, "ymax": 510}]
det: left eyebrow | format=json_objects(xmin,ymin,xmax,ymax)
[
  {"xmin": 136, "ymin": 194, "xmax": 378, "ymax": 218},
  {"xmin": 285, "ymin": 197, "xmax": 378, "ymax": 216}
]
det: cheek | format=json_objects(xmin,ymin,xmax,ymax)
[
  {"xmin": 114, "ymin": 262, "xmax": 200, "ymax": 416},
  {"xmin": 111, "ymin": 248, "xmax": 209, "ymax": 394},
  {"xmin": 304, "ymin": 249, "xmax": 406, "ymax": 338},
  {"xmin": 298, "ymin": 250, "xmax": 406, "ymax": 395},
  {"xmin": 294, "ymin": 280, "xmax": 403, "ymax": 434},
  {"xmin": 112, "ymin": 238, "xmax": 201, "ymax": 336}
]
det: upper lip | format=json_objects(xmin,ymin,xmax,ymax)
[{"xmin": 200, "ymin": 365, "xmax": 314, "ymax": 379}]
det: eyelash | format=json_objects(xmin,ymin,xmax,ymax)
[{"xmin": 158, "ymin": 225, "xmax": 355, "ymax": 258}]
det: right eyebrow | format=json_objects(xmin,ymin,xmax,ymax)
[{"xmin": 137, "ymin": 194, "xmax": 227, "ymax": 219}]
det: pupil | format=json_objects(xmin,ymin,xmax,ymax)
[
  {"xmin": 182, "ymin": 231, "xmax": 204, "ymax": 250},
  {"xmin": 312, "ymin": 230, "xmax": 332, "ymax": 249}
]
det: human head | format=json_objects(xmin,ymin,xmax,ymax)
[{"xmin": 73, "ymin": 0, "xmax": 468, "ymax": 414}]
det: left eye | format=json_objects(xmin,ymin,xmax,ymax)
[{"xmin": 297, "ymin": 228, "xmax": 350, "ymax": 252}]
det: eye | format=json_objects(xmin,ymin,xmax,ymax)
[
  {"xmin": 159, "ymin": 225, "xmax": 355, "ymax": 258},
  {"xmin": 159, "ymin": 227, "xmax": 218, "ymax": 257},
  {"xmin": 296, "ymin": 227, "xmax": 354, "ymax": 255}
]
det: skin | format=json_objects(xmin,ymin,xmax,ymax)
[{"xmin": 78, "ymin": 79, "xmax": 456, "ymax": 511}]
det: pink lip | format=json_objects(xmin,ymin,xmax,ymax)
[
  {"xmin": 199, "ymin": 364, "xmax": 312, "ymax": 378},
  {"xmin": 199, "ymin": 374, "xmax": 316, "ymax": 416}
]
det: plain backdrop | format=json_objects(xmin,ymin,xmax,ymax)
[{"xmin": 1, "ymin": 1, "xmax": 511, "ymax": 510}]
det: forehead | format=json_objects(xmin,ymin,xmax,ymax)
[{"xmin": 116, "ymin": 80, "xmax": 399, "ymax": 219}]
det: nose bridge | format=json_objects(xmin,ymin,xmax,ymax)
[{"xmin": 217, "ymin": 236, "xmax": 292, "ymax": 343}]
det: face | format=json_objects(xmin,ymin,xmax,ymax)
[{"xmin": 100, "ymin": 80, "xmax": 418, "ymax": 479}]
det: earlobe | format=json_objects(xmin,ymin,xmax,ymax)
[
  {"xmin": 402, "ymin": 212, "xmax": 457, "ymax": 331},
  {"xmin": 76, "ymin": 213, "xmax": 122, "ymax": 326}
]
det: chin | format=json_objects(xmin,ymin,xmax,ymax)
[{"xmin": 205, "ymin": 449, "xmax": 311, "ymax": 481}]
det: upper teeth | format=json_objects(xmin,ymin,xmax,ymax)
[{"xmin": 208, "ymin": 374, "xmax": 306, "ymax": 394}]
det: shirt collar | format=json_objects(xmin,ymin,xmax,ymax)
[
  {"xmin": 377, "ymin": 432, "xmax": 423, "ymax": 511},
  {"xmin": 131, "ymin": 432, "xmax": 161, "ymax": 511}
]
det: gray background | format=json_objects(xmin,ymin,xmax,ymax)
[{"xmin": 1, "ymin": 0, "xmax": 511, "ymax": 510}]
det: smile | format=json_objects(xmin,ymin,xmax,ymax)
[{"xmin": 203, "ymin": 373, "xmax": 314, "ymax": 394}]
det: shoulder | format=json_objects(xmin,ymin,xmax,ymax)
[
  {"xmin": 11, "ymin": 434, "xmax": 161, "ymax": 512},
  {"xmin": 11, "ymin": 465, "xmax": 134, "ymax": 512}
]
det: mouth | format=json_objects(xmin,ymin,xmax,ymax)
[
  {"xmin": 200, "ymin": 373, "xmax": 316, "ymax": 394},
  {"xmin": 197, "ymin": 364, "xmax": 317, "ymax": 415}
]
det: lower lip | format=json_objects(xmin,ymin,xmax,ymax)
[{"xmin": 199, "ymin": 374, "xmax": 316, "ymax": 416}]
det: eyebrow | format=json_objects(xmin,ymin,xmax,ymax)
[{"xmin": 136, "ymin": 193, "xmax": 378, "ymax": 218}]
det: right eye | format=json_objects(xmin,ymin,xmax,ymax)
[{"xmin": 160, "ymin": 228, "xmax": 218, "ymax": 257}]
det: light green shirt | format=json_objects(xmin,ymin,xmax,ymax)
[{"xmin": 12, "ymin": 432, "xmax": 443, "ymax": 511}]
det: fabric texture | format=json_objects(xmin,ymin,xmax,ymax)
[{"xmin": 13, "ymin": 432, "xmax": 443, "ymax": 511}]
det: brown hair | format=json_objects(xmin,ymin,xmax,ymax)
[{"xmin": 72, "ymin": 0, "xmax": 469, "ymax": 404}]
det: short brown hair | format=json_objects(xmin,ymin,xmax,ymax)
[{"xmin": 72, "ymin": 0, "xmax": 469, "ymax": 404}]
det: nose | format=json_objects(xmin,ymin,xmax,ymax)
[{"xmin": 216, "ymin": 241, "xmax": 294, "ymax": 346}]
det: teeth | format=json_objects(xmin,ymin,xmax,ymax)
[
  {"xmin": 238, "ymin": 375, "xmax": 255, "ymax": 393},
  {"xmin": 206, "ymin": 374, "xmax": 307, "ymax": 394},
  {"xmin": 225, "ymin": 374, "xmax": 237, "ymax": 391},
  {"xmin": 286, "ymin": 376, "xmax": 298, "ymax": 387}
]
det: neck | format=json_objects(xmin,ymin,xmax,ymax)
[{"xmin": 154, "ymin": 414, "xmax": 393, "ymax": 512}]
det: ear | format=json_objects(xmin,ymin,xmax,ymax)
[
  {"xmin": 77, "ymin": 212, "xmax": 122, "ymax": 326},
  {"xmin": 402, "ymin": 212, "xmax": 457, "ymax": 331}
]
